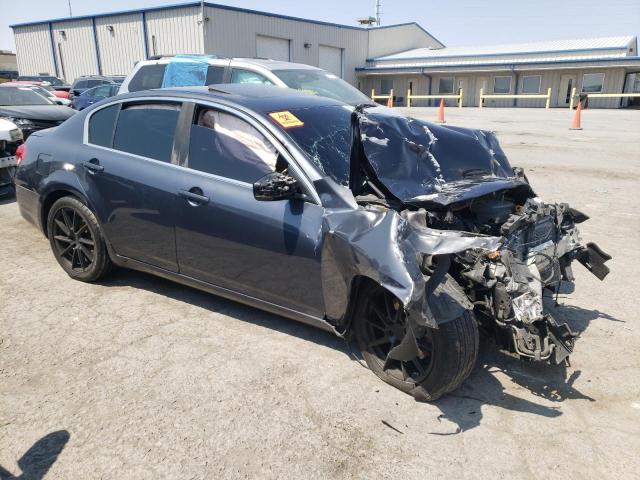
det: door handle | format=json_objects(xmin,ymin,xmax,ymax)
[
  {"xmin": 179, "ymin": 188, "xmax": 209, "ymax": 205},
  {"xmin": 82, "ymin": 159, "xmax": 104, "ymax": 173}
]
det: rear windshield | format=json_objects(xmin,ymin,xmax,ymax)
[
  {"xmin": 273, "ymin": 69, "xmax": 370, "ymax": 105},
  {"xmin": 0, "ymin": 87, "xmax": 52, "ymax": 106},
  {"xmin": 128, "ymin": 64, "xmax": 167, "ymax": 92}
]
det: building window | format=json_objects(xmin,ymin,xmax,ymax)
[
  {"xmin": 521, "ymin": 75, "xmax": 541, "ymax": 94},
  {"xmin": 438, "ymin": 77, "xmax": 454, "ymax": 94},
  {"xmin": 381, "ymin": 78, "xmax": 393, "ymax": 94},
  {"xmin": 582, "ymin": 73, "xmax": 605, "ymax": 93},
  {"xmin": 493, "ymin": 76, "xmax": 512, "ymax": 94}
]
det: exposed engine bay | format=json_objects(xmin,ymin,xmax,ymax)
[
  {"xmin": 337, "ymin": 105, "xmax": 612, "ymax": 366},
  {"xmin": 414, "ymin": 189, "xmax": 610, "ymax": 364}
]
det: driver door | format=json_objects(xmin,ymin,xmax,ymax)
[{"xmin": 174, "ymin": 104, "xmax": 325, "ymax": 317}]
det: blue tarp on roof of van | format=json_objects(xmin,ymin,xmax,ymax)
[{"xmin": 161, "ymin": 55, "xmax": 217, "ymax": 88}]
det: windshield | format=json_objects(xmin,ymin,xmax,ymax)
[
  {"xmin": 273, "ymin": 69, "xmax": 370, "ymax": 105},
  {"xmin": 41, "ymin": 76, "xmax": 64, "ymax": 86},
  {"xmin": 272, "ymin": 105, "xmax": 516, "ymax": 202},
  {"xmin": 0, "ymin": 87, "xmax": 53, "ymax": 106},
  {"xmin": 273, "ymin": 105, "xmax": 352, "ymax": 185}
]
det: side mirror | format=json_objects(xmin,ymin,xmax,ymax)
[{"xmin": 253, "ymin": 172, "xmax": 300, "ymax": 201}]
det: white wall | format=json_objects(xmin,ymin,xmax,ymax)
[
  {"xmin": 13, "ymin": 24, "xmax": 56, "ymax": 76},
  {"xmin": 51, "ymin": 19, "xmax": 99, "ymax": 82},
  {"xmin": 204, "ymin": 6, "xmax": 368, "ymax": 85},
  {"xmin": 145, "ymin": 6, "xmax": 203, "ymax": 57},
  {"xmin": 95, "ymin": 13, "xmax": 145, "ymax": 76}
]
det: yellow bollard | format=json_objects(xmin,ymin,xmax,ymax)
[
  {"xmin": 407, "ymin": 88, "xmax": 411, "ymax": 108},
  {"xmin": 479, "ymin": 88, "xmax": 484, "ymax": 109},
  {"xmin": 569, "ymin": 87, "xmax": 577, "ymax": 110},
  {"xmin": 371, "ymin": 88, "xmax": 375, "ymax": 101},
  {"xmin": 458, "ymin": 88, "xmax": 464, "ymax": 108},
  {"xmin": 545, "ymin": 87, "xmax": 551, "ymax": 109}
]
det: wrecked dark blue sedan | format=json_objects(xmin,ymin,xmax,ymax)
[{"xmin": 14, "ymin": 84, "xmax": 610, "ymax": 400}]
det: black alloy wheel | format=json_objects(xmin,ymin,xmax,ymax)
[
  {"xmin": 47, "ymin": 196, "xmax": 112, "ymax": 282},
  {"xmin": 361, "ymin": 291, "xmax": 435, "ymax": 384},
  {"xmin": 51, "ymin": 206, "xmax": 96, "ymax": 272}
]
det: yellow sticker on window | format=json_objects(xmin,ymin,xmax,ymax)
[{"xmin": 269, "ymin": 111, "xmax": 304, "ymax": 128}]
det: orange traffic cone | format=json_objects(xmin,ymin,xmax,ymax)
[
  {"xmin": 570, "ymin": 100, "xmax": 583, "ymax": 130},
  {"xmin": 386, "ymin": 95, "xmax": 393, "ymax": 108},
  {"xmin": 436, "ymin": 98, "xmax": 446, "ymax": 123}
]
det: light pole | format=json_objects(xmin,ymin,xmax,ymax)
[{"xmin": 67, "ymin": 0, "xmax": 72, "ymax": 17}]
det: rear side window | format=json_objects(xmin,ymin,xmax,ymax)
[
  {"xmin": 74, "ymin": 80, "xmax": 88, "ymax": 89},
  {"xmin": 188, "ymin": 107, "xmax": 279, "ymax": 182},
  {"xmin": 113, "ymin": 103, "xmax": 180, "ymax": 162},
  {"xmin": 127, "ymin": 64, "xmax": 167, "ymax": 92},
  {"xmin": 88, "ymin": 104, "xmax": 119, "ymax": 147},
  {"xmin": 206, "ymin": 66, "xmax": 225, "ymax": 84},
  {"xmin": 230, "ymin": 69, "xmax": 273, "ymax": 85}
]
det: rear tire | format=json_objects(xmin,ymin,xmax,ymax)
[
  {"xmin": 47, "ymin": 196, "xmax": 111, "ymax": 282},
  {"xmin": 354, "ymin": 284, "xmax": 479, "ymax": 401}
]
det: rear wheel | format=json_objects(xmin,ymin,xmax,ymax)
[
  {"xmin": 354, "ymin": 284, "xmax": 479, "ymax": 401},
  {"xmin": 47, "ymin": 196, "xmax": 111, "ymax": 282}
]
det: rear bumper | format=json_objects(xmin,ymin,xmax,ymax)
[{"xmin": 15, "ymin": 184, "xmax": 43, "ymax": 232}]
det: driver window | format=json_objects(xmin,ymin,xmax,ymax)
[{"xmin": 187, "ymin": 107, "xmax": 287, "ymax": 183}]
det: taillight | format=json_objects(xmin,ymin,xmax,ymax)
[{"xmin": 16, "ymin": 144, "xmax": 25, "ymax": 166}]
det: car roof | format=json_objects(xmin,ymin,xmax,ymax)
[
  {"xmin": 115, "ymin": 83, "xmax": 347, "ymax": 113},
  {"xmin": 231, "ymin": 58, "xmax": 321, "ymax": 71},
  {"xmin": 142, "ymin": 55, "xmax": 322, "ymax": 72}
]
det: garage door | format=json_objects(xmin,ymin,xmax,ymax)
[
  {"xmin": 256, "ymin": 35, "xmax": 290, "ymax": 61},
  {"xmin": 319, "ymin": 45, "xmax": 343, "ymax": 78}
]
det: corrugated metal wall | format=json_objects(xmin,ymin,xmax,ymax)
[
  {"xmin": 361, "ymin": 66, "xmax": 628, "ymax": 108},
  {"xmin": 203, "ymin": 6, "xmax": 367, "ymax": 84},
  {"xmin": 13, "ymin": 24, "xmax": 56, "ymax": 76},
  {"xmin": 51, "ymin": 19, "xmax": 98, "ymax": 81},
  {"xmin": 145, "ymin": 6, "xmax": 203, "ymax": 57},
  {"xmin": 95, "ymin": 14, "xmax": 145, "ymax": 76}
]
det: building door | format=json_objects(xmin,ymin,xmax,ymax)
[
  {"xmin": 558, "ymin": 74, "xmax": 577, "ymax": 107},
  {"xmin": 319, "ymin": 45, "xmax": 343, "ymax": 78},
  {"xmin": 256, "ymin": 35, "xmax": 291, "ymax": 61},
  {"xmin": 458, "ymin": 77, "xmax": 470, "ymax": 106}
]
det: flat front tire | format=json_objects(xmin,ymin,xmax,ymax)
[
  {"xmin": 354, "ymin": 285, "xmax": 479, "ymax": 401},
  {"xmin": 47, "ymin": 196, "xmax": 111, "ymax": 282}
]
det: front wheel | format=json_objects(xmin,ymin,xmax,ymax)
[
  {"xmin": 354, "ymin": 285, "xmax": 479, "ymax": 401},
  {"xmin": 47, "ymin": 196, "xmax": 112, "ymax": 282}
]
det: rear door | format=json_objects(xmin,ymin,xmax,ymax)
[
  {"xmin": 174, "ymin": 103, "xmax": 325, "ymax": 316},
  {"xmin": 79, "ymin": 99, "xmax": 186, "ymax": 271}
]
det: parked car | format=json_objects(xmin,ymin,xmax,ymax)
[
  {"xmin": 17, "ymin": 75, "xmax": 71, "ymax": 92},
  {"xmin": 118, "ymin": 55, "xmax": 372, "ymax": 106},
  {"xmin": 0, "ymin": 118, "xmax": 23, "ymax": 196},
  {"xmin": 2, "ymin": 82, "xmax": 71, "ymax": 106},
  {"xmin": 0, "ymin": 85, "xmax": 75, "ymax": 139},
  {"xmin": 70, "ymin": 75, "xmax": 125, "ymax": 98},
  {"xmin": 13, "ymin": 84, "xmax": 610, "ymax": 400},
  {"xmin": 6, "ymin": 81, "xmax": 71, "ymax": 100},
  {"xmin": 71, "ymin": 84, "xmax": 119, "ymax": 110}
]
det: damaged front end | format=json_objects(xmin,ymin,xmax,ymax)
[
  {"xmin": 342, "ymin": 105, "xmax": 611, "ymax": 366},
  {"xmin": 411, "ymin": 196, "xmax": 611, "ymax": 365}
]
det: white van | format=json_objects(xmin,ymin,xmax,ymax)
[{"xmin": 118, "ymin": 55, "xmax": 371, "ymax": 105}]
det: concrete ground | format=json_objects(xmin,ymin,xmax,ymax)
[{"xmin": 1, "ymin": 107, "xmax": 639, "ymax": 479}]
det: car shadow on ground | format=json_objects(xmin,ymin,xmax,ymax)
[
  {"xmin": 0, "ymin": 430, "xmax": 70, "ymax": 480},
  {"xmin": 100, "ymin": 270, "xmax": 618, "ymax": 434}
]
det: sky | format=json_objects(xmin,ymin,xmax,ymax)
[{"xmin": 1, "ymin": 0, "xmax": 639, "ymax": 51}]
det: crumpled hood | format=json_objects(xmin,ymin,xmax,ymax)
[
  {"xmin": 358, "ymin": 108, "xmax": 522, "ymax": 205},
  {"xmin": 0, "ymin": 105, "xmax": 76, "ymax": 121}
]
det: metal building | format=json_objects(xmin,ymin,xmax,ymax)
[
  {"xmin": 358, "ymin": 36, "xmax": 640, "ymax": 108},
  {"xmin": 10, "ymin": 2, "xmax": 640, "ymax": 107},
  {"xmin": 10, "ymin": 1, "xmax": 442, "ymax": 86}
]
